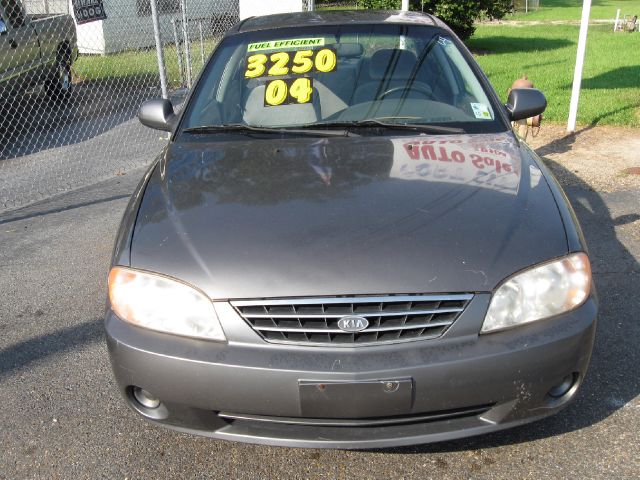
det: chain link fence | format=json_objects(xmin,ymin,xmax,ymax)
[
  {"xmin": 0, "ymin": 0, "xmax": 238, "ymax": 213},
  {"xmin": 512, "ymin": 0, "xmax": 540, "ymax": 12}
]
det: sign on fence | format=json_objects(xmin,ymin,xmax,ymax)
[{"xmin": 72, "ymin": 0, "xmax": 107, "ymax": 24}]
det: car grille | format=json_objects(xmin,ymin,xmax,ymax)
[{"xmin": 230, "ymin": 294, "xmax": 473, "ymax": 346}]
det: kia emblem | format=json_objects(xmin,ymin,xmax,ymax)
[{"xmin": 337, "ymin": 316, "xmax": 369, "ymax": 332}]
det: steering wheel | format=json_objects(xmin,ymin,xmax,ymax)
[{"xmin": 377, "ymin": 84, "xmax": 434, "ymax": 101}]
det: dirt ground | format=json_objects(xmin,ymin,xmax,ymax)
[
  {"xmin": 527, "ymin": 123, "xmax": 640, "ymax": 240},
  {"xmin": 526, "ymin": 123, "xmax": 640, "ymax": 192}
]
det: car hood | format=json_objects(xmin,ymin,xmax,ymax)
[{"xmin": 130, "ymin": 132, "xmax": 568, "ymax": 299}]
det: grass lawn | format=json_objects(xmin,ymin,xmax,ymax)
[
  {"xmin": 468, "ymin": 23, "xmax": 640, "ymax": 126},
  {"xmin": 508, "ymin": 0, "xmax": 640, "ymax": 21},
  {"xmin": 73, "ymin": 39, "xmax": 219, "ymax": 88}
]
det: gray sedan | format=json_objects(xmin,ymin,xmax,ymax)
[{"xmin": 105, "ymin": 10, "xmax": 596, "ymax": 449}]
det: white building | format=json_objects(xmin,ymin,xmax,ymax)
[
  {"xmin": 239, "ymin": 0, "xmax": 304, "ymax": 20},
  {"xmin": 71, "ymin": 0, "xmax": 239, "ymax": 54},
  {"xmin": 24, "ymin": 0, "xmax": 305, "ymax": 54}
]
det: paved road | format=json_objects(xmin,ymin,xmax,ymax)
[{"xmin": 0, "ymin": 160, "xmax": 638, "ymax": 479}]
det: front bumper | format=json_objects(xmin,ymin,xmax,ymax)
[{"xmin": 105, "ymin": 295, "xmax": 597, "ymax": 449}]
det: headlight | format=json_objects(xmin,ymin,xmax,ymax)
[
  {"xmin": 482, "ymin": 253, "xmax": 592, "ymax": 333},
  {"xmin": 108, "ymin": 267, "xmax": 226, "ymax": 341}
]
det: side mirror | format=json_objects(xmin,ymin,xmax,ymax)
[
  {"xmin": 505, "ymin": 88, "xmax": 547, "ymax": 122},
  {"xmin": 138, "ymin": 98, "xmax": 176, "ymax": 132}
]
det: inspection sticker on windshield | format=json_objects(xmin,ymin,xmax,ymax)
[
  {"xmin": 248, "ymin": 38, "xmax": 325, "ymax": 52},
  {"xmin": 471, "ymin": 103, "xmax": 492, "ymax": 119}
]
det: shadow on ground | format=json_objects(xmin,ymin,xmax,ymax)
[
  {"xmin": 0, "ymin": 319, "xmax": 103, "ymax": 378},
  {"xmin": 0, "ymin": 193, "xmax": 130, "ymax": 226},
  {"xmin": 582, "ymin": 66, "xmax": 640, "ymax": 90},
  {"xmin": 534, "ymin": 125, "xmax": 596, "ymax": 157},
  {"xmin": 468, "ymin": 36, "xmax": 573, "ymax": 55},
  {"xmin": 0, "ymin": 76, "xmax": 161, "ymax": 160},
  {"xmin": 387, "ymin": 136, "xmax": 640, "ymax": 454}
]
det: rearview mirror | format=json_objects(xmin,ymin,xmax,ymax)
[
  {"xmin": 505, "ymin": 88, "xmax": 547, "ymax": 122},
  {"xmin": 138, "ymin": 98, "xmax": 176, "ymax": 132}
]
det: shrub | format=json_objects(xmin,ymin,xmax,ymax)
[
  {"xmin": 357, "ymin": 0, "xmax": 512, "ymax": 40},
  {"xmin": 357, "ymin": 0, "xmax": 400, "ymax": 8}
]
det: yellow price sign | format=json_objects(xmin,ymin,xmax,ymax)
[
  {"xmin": 264, "ymin": 78, "xmax": 314, "ymax": 107},
  {"xmin": 245, "ymin": 48, "xmax": 337, "ymax": 79}
]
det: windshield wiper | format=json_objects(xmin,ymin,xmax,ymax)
[
  {"xmin": 182, "ymin": 123, "xmax": 348, "ymax": 137},
  {"xmin": 307, "ymin": 119, "xmax": 465, "ymax": 134}
]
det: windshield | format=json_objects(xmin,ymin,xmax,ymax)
[{"xmin": 181, "ymin": 24, "xmax": 506, "ymax": 134}]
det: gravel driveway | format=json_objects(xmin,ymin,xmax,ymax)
[{"xmin": 0, "ymin": 125, "xmax": 638, "ymax": 479}]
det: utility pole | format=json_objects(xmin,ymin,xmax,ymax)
[{"xmin": 567, "ymin": 0, "xmax": 592, "ymax": 133}]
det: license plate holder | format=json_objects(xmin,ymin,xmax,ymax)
[{"xmin": 299, "ymin": 378, "xmax": 413, "ymax": 418}]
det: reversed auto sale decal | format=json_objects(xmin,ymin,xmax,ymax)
[{"xmin": 390, "ymin": 135, "xmax": 521, "ymax": 195}]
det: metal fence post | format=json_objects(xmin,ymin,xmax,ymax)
[
  {"xmin": 149, "ymin": 0, "xmax": 169, "ymax": 99},
  {"xmin": 172, "ymin": 19, "xmax": 185, "ymax": 87},
  {"xmin": 198, "ymin": 19, "xmax": 205, "ymax": 67},
  {"xmin": 180, "ymin": 0, "xmax": 192, "ymax": 88}
]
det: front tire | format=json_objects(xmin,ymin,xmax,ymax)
[{"xmin": 46, "ymin": 46, "xmax": 73, "ymax": 102}]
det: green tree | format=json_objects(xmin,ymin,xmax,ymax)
[{"xmin": 357, "ymin": 0, "xmax": 512, "ymax": 40}]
